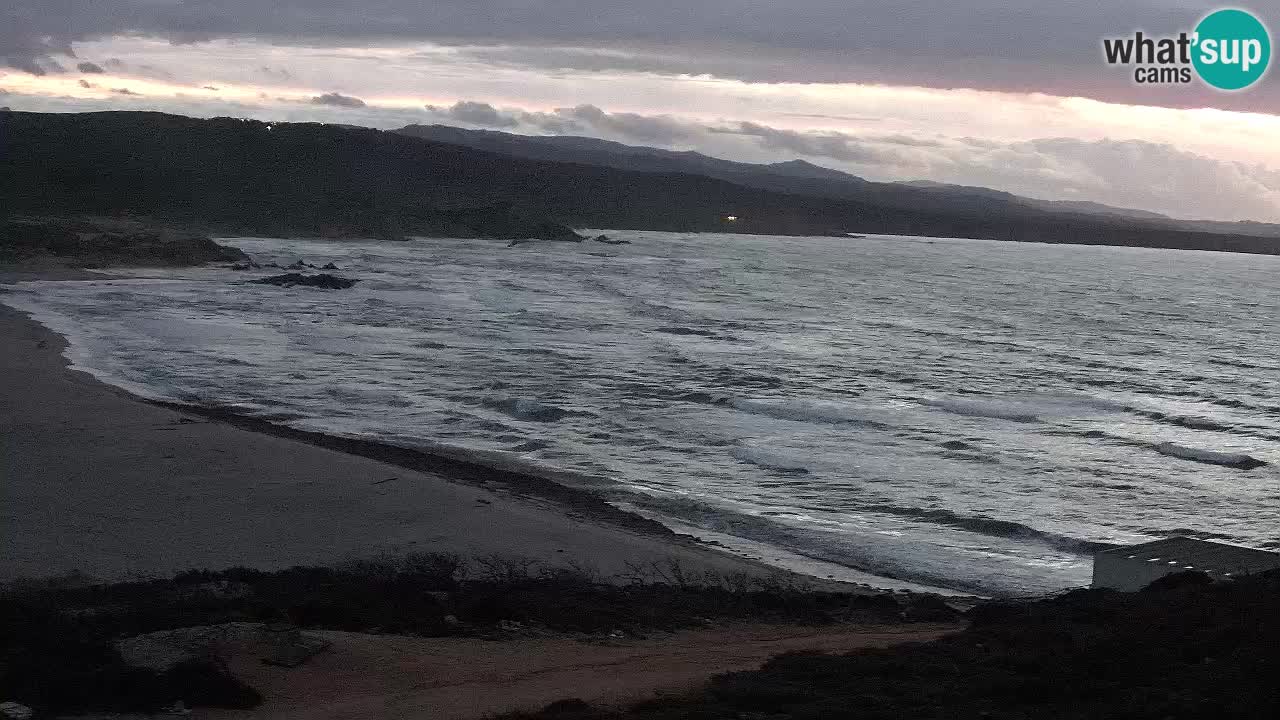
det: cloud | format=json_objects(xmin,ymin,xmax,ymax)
[
  {"xmin": 78, "ymin": 79, "xmax": 95, "ymax": 88},
  {"xmin": 425, "ymin": 101, "xmax": 519, "ymax": 128},
  {"xmin": 110, "ymin": 87, "xmax": 139, "ymax": 96},
  {"xmin": 554, "ymin": 104, "xmax": 693, "ymax": 143},
  {"xmin": 76, "ymin": 61, "xmax": 104, "ymax": 73},
  {"xmin": 311, "ymin": 92, "xmax": 365, "ymax": 107},
  {"xmin": 418, "ymin": 101, "xmax": 694, "ymax": 142},
  {"xmin": 258, "ymin": 65, "xmax": 294, "ymax": 81},
  {"xmin": 6, "ymin": 0, "xmax": 1276, "ymax": 112},
  {"xmin": 713, "ymin": 122, "xmax": 898, "ymax": 164}
]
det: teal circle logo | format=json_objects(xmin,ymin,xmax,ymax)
[{"xmin": 1193, "ymin": 9, "xmax": 1271, "ymax": 90}]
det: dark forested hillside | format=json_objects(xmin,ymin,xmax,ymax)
[{"xmin": 3, "ymin": 110, "xmax": 1279, "ymax": 254}]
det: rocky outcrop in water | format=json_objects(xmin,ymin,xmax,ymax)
[
  {"xmin": 592, "ymin": 234, "xmax": 632, "ymax": 245},
  {"xmin": 251, "ymin": 273, "xmax": 357, "ymax": 289},
  {"xmin": 0, "ymin": 217, "xmax": 247, "ymax": 268}
]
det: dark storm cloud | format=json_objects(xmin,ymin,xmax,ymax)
[
  {"xmin": 7, "ymin": 1, "xmax": 1272, "ymax": 111},
  {"xmin": 76, "ymin": 61, "xmax": 104, "ymax": 73},
  {"xmin": 311, "ymin": 91, "xmax": 366, "ymax": 107}
]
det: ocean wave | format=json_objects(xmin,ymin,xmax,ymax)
[
  {"xmin": 918, "ymin": 398, "xmax": 1041, "ymax": 423},
  {"xmin": 918, "ymin": 393, "xmax": 1124, "ymax": 424},
  {"xmin": 857, "ymin": 503, "xmax": 1115, "ymax": 554},
  {"xmin": 731, "ymin": 446, "xmax": 813, "ymax": 473},
  {"xmin": 609, "ymin": 490, "xmax": 1099, "ymax": 596},
  {"xmin": 1150, "ymin": 442, "xmax": 1267, "ymax": 470},
  {"xmin": 655, "ymin": 325, "xmax": 733, "ymax": 340},
  {"xmin": 728, "ymin": 397, "xmax": 891, "ymax": 428},
  {"xmin": 1128, "ymin": 409, "xmax": 1237, "ymax": 433},
  {"xmin": 484, "ymin": 397, "xmax": 590, "ymax": 423}
]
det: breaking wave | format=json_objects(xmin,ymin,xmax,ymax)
[
  {"xmin": 731, "ymin": 446, "xmax": 813, "ymax": 473},
  {"xmin": 1151, "ymin": 442, "xmax": 1267, "ymax": 470},
  {"xmin": 728, "ymin": 397, "xmax": 891, "ymax": 428},
  {"xmin": 484, "ymin": 397, "xmax": 589, "ymax": 423}
]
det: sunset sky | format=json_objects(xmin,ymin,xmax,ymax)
[{"xmin": 3, "ymin": 1, "xmax": 1278, "ymax": 222}]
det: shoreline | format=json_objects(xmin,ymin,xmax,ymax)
[{"xmin": 1, "ymin": 271, "xmax": 911, "ymax": 594}]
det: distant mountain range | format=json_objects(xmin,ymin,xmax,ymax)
[
  {"xmin": 397, "ymin": 124, "xmax": 1280, "ymax": 240},
  {"xmin": 2, "ymin": 110, "xmax": 1279, "ymax": 255}
]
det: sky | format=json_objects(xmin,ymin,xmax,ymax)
[{"xmin": 3, "ymin": 1, "xmax": 1279, "ymax": 222}]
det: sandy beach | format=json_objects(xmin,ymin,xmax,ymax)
[
  {"xmin": 200, "ymin": 623, "xmax": 957, "ymax": 720},
  {"xmin": 0, "ymin": 274, "xmax": 787, "ymax": 584}
]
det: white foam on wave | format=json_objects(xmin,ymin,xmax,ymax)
[
  {"xmin": 918, "ymin": 393, "xmax": 1123, "ymax": 423},
  {"xmin": 1, "ymin": 287, "xmax": 177, "ymax": 403},
  {"xmin": 486, "ymin": 397, "xmax": 578, "ymax": 422},
  {"xmin": 729, "ymin": 397, "xmax": 886, "ymax": 426},
  {"xmin": 731, "ymin": 446, "xmax": 814, "ymax": 472}
]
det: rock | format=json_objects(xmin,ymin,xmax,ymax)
[
  {"xmin": 0, "ymin": 702, "xmax": 33, "ymax": 720},
  {"xmin": 321, "ymin": 262, "xmax": 340, "ymax": 270},
  {"xmin": 592, "ymin": 234, "xmax": 632, "ymax": 245},
  {"xmin": 117, "ymin": 623, "xmax": 266, "ymax": 672},
  {"xmin": 0, "ymin": 217, "xmax": 248, "ymax": 268},
  {"xmin": 229, "ymin": 260, "xmax": 260, "ymax": 271},
  {"xmin": 541, "ymin": 698, "xmax": 592, "ymax": 714},
  {"xmin": 285, "ymin": 260, "xmax": 316, "ymax": 269},
  {"xmin": 251, "ymin": 273, "xmax": 357, "ymax": 289},
  {"xmin": 118, "ymin": 623, "xmax": 330, "ymax": 673}
]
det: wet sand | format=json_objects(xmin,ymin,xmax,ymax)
[{"xmin": 0, "ymin": 279, "xmax": 794, "ymax": 584}]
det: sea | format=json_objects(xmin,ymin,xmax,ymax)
[{"xmin": 6, "ymin": 230, "xmax": 1279, "ymax": 597}]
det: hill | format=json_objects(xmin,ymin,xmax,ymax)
[
  {"xmin": 399, "ymin": 123, "xmax": 1280, "ymax": 242},
  {"xmin": 2, "ymin": 111, "xmax": 1279, "ymax": 253}
]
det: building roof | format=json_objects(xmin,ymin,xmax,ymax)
[{"xmin": 1096, "ymin": 537, "xmax": 1280, "ymax": 576}]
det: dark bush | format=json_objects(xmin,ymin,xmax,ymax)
[{"xmin": 496, "ymin": 571, "xmax": 1280, "ymax": 720}]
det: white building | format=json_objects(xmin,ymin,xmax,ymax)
[{"xmin": 1092, "ymin": 537, "xmax": 1280, "ymax": 592}]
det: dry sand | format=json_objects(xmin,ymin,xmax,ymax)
[
  {"xmin": 0, "ymin": 280, "xmax": 788, "ymax": 583},
  {"xmin": 199, "ymin": 623, "xmax": 957, "ymax": 720}
]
